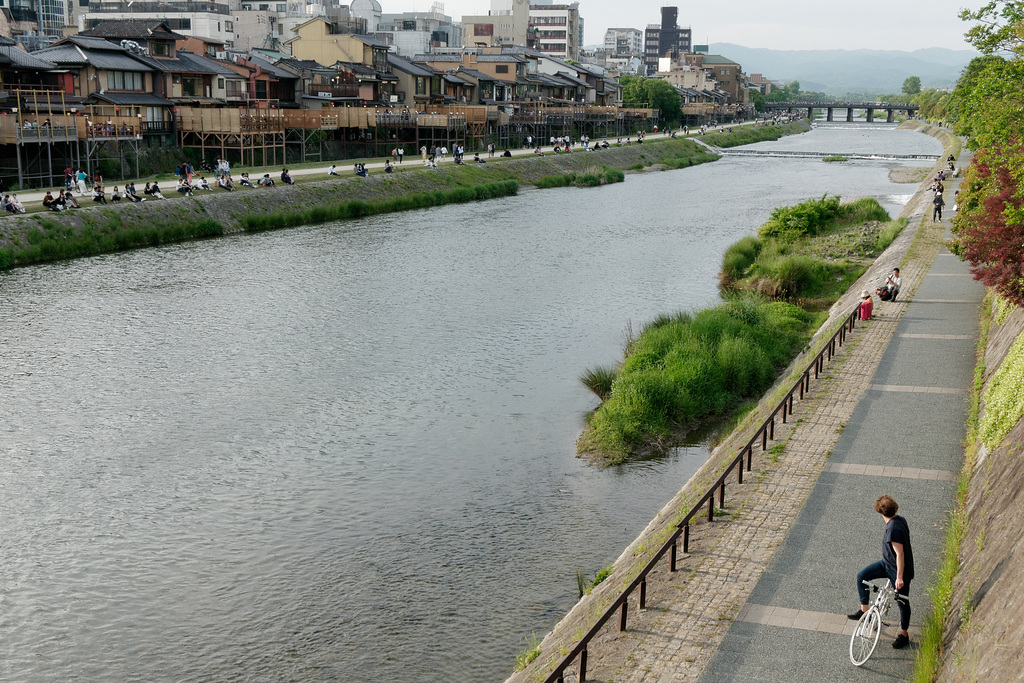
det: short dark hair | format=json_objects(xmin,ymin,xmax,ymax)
[
  {"xmin": 893, "ymin": 268, "xmax": 900, "ymax": 273},
  {"xmin": 874, "ymin": 495, "xmax": 898, "ymax": 517}
]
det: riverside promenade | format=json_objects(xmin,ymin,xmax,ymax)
[{"xmin": 576, "ymin": 148, "xmax": 981, "ymax": 682}]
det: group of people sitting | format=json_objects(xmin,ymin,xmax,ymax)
[
  {"xmin": 2, "ymin": 194, "xmax": 26, "ymax": 213},
  {"xmin": 41, "ymin": 189, "xmax": 82, "ymax": 211}
]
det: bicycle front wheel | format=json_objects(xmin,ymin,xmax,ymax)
[{"xmin": 850, "ymin": 608, "xmax": 881, "ymax": 666}]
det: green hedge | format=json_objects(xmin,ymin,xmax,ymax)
[
  {"xmin": 238, "ymin": 180, "xmax": 519, "ymax": 232},
  {"xmin": 0, "ymin": 215, "xmax": 224, "ymax": 268}
]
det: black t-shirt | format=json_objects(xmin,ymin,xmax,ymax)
[{"xmin": 882, "ymin": 515, "xmax": 914, "ymax": 582}]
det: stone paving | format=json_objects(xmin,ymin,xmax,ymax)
[{"xmin": 554, "ymin": 150, "xmax": 977, "ymax": 683}]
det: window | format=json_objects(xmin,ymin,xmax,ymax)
[
  {"xmin": 224, "ymin": 20, "xmax": 233, "ymax": 29},
  {"xmin": 152, "ymin": 42, "xmax": 170, "ymax": 56},
  {"xmin": 415, "ymin": 76, "xmax": 425, "ymax": 95},
  {"xmin": 258, "ymin": 3, "xmax": 268, "ymax": 9},
  {"xmin": 255, "ymin": 80, "xmax": 268, "ymax": 99},
  {"xmin": 182, "ymin": 77, "xmax": 201, "ymax": 96},
  {"xmin": 495, "ymin": 64, "xmax": 508, "ymax": 73},
  {"xmin": 217, "ymin": 77, "xmax": 225, "ymax": 89},
  {"xmin": 107, "ymin": 71, "xmax": 144, "ymax": 90},
  {"xmin": 166, "ymin": 18, "xmax": 191, "ymax": 30}
]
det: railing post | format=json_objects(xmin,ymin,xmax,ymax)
[
  {"xmin": 719, "ymin": 482, "xmax": 725, "ymax": 509},
  {"xmin": 746, "ymin": 445, "xmax": 753, "ymax": 471},
  {"xmin": 670, "ymin": 539, "xmax": 677, "ymax": 571},
  {"xmin": 788, "ymin": 394, "xmax": 794, "ymax": 414},
  {"xmin": 782, "ymin": 400, "xmax": 787, "ymax": 423},
  {"xmin": 639, "ymin": 579, "xmax": 647, "ymax": 609},
  {"xmin": 580, "ymin": 648, "xmax": 588, "ymax": 683},
  {"xmin": 683, "ymin": 523, "xmax": 690, "ymax": 553},
  {"xmin": 619, "ymin": 601, "xmax": 628, "ymax": 631},
  {"xmin": 769, "ymin": 417, "xmax": 775, "ymax": 440},
  {"xmin": 761, "ymin": 428, "xmax": 767, "ymax": 451},
  {"xmin": 737, "ymin": 456, "xmax": 743, "ymax": 483},
  {"xmin": 707, "ymin": 496, "xmax": 714, "ymax": 522}
]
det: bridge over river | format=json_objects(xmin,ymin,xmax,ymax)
[{"xmin": 765, "ymin": 101, "xmax": 919, "ymax": 123}]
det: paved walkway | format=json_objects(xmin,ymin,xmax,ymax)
[{"xmin": 573, "ymin": 147, "xmax": 979, "ymax": 682}]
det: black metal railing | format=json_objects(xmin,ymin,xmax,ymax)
[{"xmin": 542, "ymin": 306, "xmax": 861, "ymax": 683}]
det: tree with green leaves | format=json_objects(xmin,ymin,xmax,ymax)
[
  {"xmin": 902, "ymin": 76, "xmax": 922, "ymax": 95},
  {"xmin": 619, "ymin": 75, "xmax": 682, "ymax": 125},
  {"xmin": 948, "ymin": 1, "xmax": 1024, "ymax": 305}
]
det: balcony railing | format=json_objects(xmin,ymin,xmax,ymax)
[{"xmin": 308, "ymin": 84, "xmax": 361, "ymax": 99}]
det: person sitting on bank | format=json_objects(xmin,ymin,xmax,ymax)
[
  {"xmin": 328, "ymin": 164, "xmax": 339, "ymax": 176},
  {"xmin": 258, "ymin": 174, "xmax": 275, "ymax": 187},
  {"xmin": 177, "ymin": 178, "xmax": 193, "ymax": 196},
  {"xmin": 859, "ymin": 290, "xmax": 873, "ymax": 320},
  {"xmin": 92, "ymin": 185, "xmax": 108, "ymax": 204},
  {"xmin": 111, "ymin": 186, "xmax": 122, "ymax": 203},
  {"xmin": 883, "ymin": 268, "xmax": 901, "ymax": 301},
  {"xmin": 239, "ymin": 173, "xmax": 255, "ymax": 188},
  {"xmin": 124, "ymin": 183, "xmax": 143, "ymax": 203},
  {"xmin": 281, "ymin": 168, "xmax": 295, "ymax": 185},
  {"xmin": 196, "ymin": 176, "xmax": 212, "ymax": 191},
  {"xmin": 62, "ymin": 190, "xmax": 81, "ymax": 208},
  {"xmin": 150, "ymin": 182, "xmax": 167, "ymax": 200},
  {"xmin": 217, "ymin": 175, "xmax": 234, "ymax": 191},
  {"xmin": 1, "ymin": 194, "xmax": 14, "ymax": 213},
  {"xmin": 473, "ymin": 153, "xmax": 486, "ymax": 163},
  {"xmin": 384, "ymin": 160, "xmax": 393, "ymax": 173},
  {"xmin": 354, "ymin": 163, "xmax": 368, "ymax": 177},
  {"xmin": 10, "ymin": 194, "xmax": 26, "ymax": 213},
  {"xmin": 502, "ymin": 149, "xmax": 512, "ymax": 157}
]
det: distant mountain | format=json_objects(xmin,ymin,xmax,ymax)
[{"xmin": 709, "ymin": 43, "xmax": 979, "ymax": 96}]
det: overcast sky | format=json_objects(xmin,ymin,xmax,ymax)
[{"xmin": 391, "ymin": 0, "xmax": 978, "ymax": 52}]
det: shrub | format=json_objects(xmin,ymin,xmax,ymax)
[{"xmin": 758, "ymin": 195, "xmax": 843, "ymax": 240}]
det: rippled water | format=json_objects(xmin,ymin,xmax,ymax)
[{"xmin": 0, "ymin": 126, "xmax": 941, "ymax": 681}]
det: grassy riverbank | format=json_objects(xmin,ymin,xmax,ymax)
[{"xmin": 0, "ymin": 136, "xmax": 742, "ymax": 271}]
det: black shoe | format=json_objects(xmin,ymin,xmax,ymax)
[
  {"xmin": 848, "ymin": 609, "xmax": 866, "ymax": 620},
  {"xmin": 892, "ymin": 633, "xmax": 910, "ymax": 649}
]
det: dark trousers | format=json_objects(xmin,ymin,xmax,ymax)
[
  {"xmin": 933, "ymin": 204, "xmax": 943, "ymax": 221},
  {"xmin": 857, "ymin": 560, "xmax": 911, "ymax": 630}
]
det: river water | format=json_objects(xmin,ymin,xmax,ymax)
[{"xmin": 0, "ymin": 125, "xmax": 941, "ymax": 681}]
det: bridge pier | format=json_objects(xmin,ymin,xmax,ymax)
[
  {"xmin": 866, "ymin": 108, "xmax": 874, "ymax": 123},
  {"xmin": 826, "ymin": 107, "xmax": 833, "ymax": 122},
  {"xmin": 847, "ymin": 108, "xmax": 854, "ymax": 122},
  {"xmin": 887, "ymin": 109, "xmax": 895, "ymax": 123}
]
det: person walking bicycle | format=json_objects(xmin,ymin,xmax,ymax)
[{"xmin": 848, "ymin": 495, "xmax": 914, "ymax": 649}]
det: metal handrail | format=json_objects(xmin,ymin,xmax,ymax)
[{"xmin": 543, "ymin": 306, "xmax": 861, "ymax": 683}]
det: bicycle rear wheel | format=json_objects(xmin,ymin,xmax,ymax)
[{"xmin": 850, "ymin": 608, "xmax": 881, "ymax": 666}]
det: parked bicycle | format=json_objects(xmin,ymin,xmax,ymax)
[{"xmin": 850, "ymin": 579, "xmax": 905, "ymax": 665}]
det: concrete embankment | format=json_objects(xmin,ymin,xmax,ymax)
[
  {"xmin": 506, "ymin": 122, "xmax": 961, "ymax": 683},
  {"xmin": 0, "ymin": 122, "xmax": 810, "ymax": 271},
  {"xmin": 934, "ymin": 283, "xmax": 1024, "ymax": 681}
]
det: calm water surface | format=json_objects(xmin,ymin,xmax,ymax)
[{"xmin": 0, "ymin": 126, "xmax": 941, "ymax": 681}]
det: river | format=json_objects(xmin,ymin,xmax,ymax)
[{"xmin": 0, "ymin": 124, "xmax": 941, "ymax": 681}]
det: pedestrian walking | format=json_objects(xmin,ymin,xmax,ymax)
[{"xmin": 932, "ymin": 192, "xmax": 945, "ymax": 222}]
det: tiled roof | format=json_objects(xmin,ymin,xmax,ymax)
[
  {"xmin": 34, "ymin": 40, "xmax": 153, "ymax": 71},
  {"xmin": 387, "ymin": 54, "xmax": 437, "ymax": 77},
  {"xmin": 413, "ymin": 53, "xmax": 460, "ymax": 62},
  {"xmin": 80, "ymin": 20, "xmax": 185, "ymax": 40},
  {"xmin": 0, "ymin": 45, "xmax": 57, "ymax": 70},
  {"xmin": 247, "ymin": 53, "xmax": 297, "ymax": 79},
  {"xmin": 89, "ymin": 92, "xmax": 174, "ymax": 106},
  {"xmin": 477, "ymin": 54, "xmax": 525, "ymax": 63}
]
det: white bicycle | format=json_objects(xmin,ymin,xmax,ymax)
[{"xmin": 849, "ymin": 579, "xmax": 903, "ymax": 666}]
